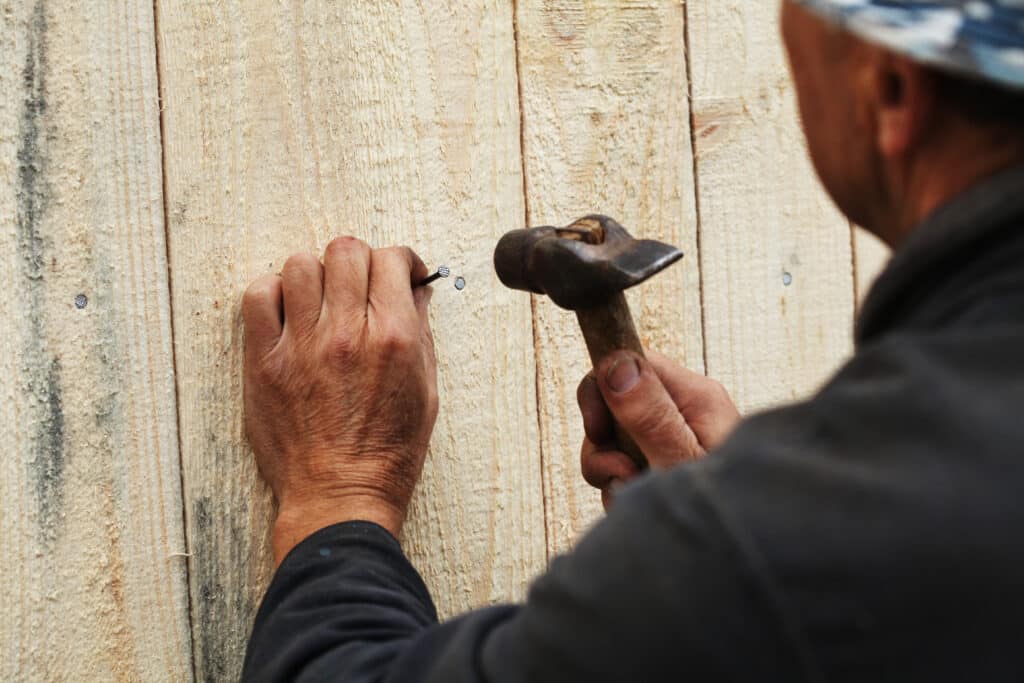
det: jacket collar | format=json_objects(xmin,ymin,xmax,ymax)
[{"xmin": 856, "ymin": 162, "xmax": 1024, "ymax": 346}]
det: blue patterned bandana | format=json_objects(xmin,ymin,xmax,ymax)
[{"xmin": 793, "ymin": 0, "xmax": 1024, "ymax": 90}]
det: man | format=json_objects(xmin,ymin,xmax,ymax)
[{"xmin": 241, "ymin": 1, "xmax": 1024, "ymax": 680}]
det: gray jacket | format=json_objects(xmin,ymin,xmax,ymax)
[{"xmin": 245, "ymin": 163, "xmax": 1024, "ymax": 682}]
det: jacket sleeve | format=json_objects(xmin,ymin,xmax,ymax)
[{"xmin": 242, "ymin": 468, "xmax": 811, "ymax": 683}]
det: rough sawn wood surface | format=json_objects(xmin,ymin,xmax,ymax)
[
  {"xmin": 1, "ymin": 0, "xmax": 888, "ymax": 679},
  {"xmin": 1, "ymin": 0, "xmax": 191, "ymax": 679}
]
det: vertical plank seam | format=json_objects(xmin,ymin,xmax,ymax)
[
  {"xmin": 682, "ymin": 1, "xmax": 710, "ymax": 377},
  {"xmin": 151, "ymin": 1, "xmax": 199, "ymax": 680},
  {"xmin": 510, "ymin": 0, "xmax": 552, "ymax": 565}
]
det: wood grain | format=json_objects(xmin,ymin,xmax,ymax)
[
  {"xmin": 155, "ymin": 1, "xmax": 545, "ymax": 678},
  {"xmin": 515, "ymin": 0, "xmax": 705, "ymax": 556},
  {"xmin": 854, "ymin": 226, "xmax": 891, "ymax": 307},
  {"xmin": 1, "ymin": 1, "xmax": 878, "ymax": 678},
  {"xmin": 0, "ymin": 0, "xmax": 192, "ymax": 679},
  {"xmin": 686, "ymin": 0, "xmax": 856, "ymax": 412}
]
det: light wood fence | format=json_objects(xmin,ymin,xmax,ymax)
[{"xmin": 1, "ymin": 1, "xmax": 889, "ymax": 679}]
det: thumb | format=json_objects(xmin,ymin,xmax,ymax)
[{"xmin": 595, "ymin": 351, "xmax": 704, "ymax": 468}]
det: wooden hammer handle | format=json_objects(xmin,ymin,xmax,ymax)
[{"xmin": 575, "ymin": 292, "xmax": 649, "ymax": 470}]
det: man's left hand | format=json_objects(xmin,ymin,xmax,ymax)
[{"xmin": 242, "ymin": 238, "xmax": 438, "ymax": 565}]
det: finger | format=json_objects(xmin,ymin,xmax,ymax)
[
  {"xmin": 580, "ymin": 439, "xmax": 639, "ymax": 490},
  {"xmin": 280, "ymin": 253, "xmax": 324, "ymax": 335},
  {"xmin": 415, "ymin": 286, "xmax": 437, "ymax": 372},
  {"xmin": 595, "ymin": 351, "xmax": 704, "ymax": 468},
  {"xmin": 367, "ymin": 246, "xmax": 426, "ymax": 326},
  {"xmin": 647, "ymin": 351, "xmax": 741, "ymax": 450},
  {"xmin": 413, "ymin": 281, "xmax": 433, "ymax": 324},
  {"xmin": 323, "ymin": 236, "xmax": 372, "ymax": 322},
  {"xmin": 242, "ymin": 273, "xmax": 284, "ymax": 358},
  {"xmin": 576, "ymin": 372, "xmax": 614, "ymax": 446},
  {"xmin": 412, "ymin": 284, "xmax": 439, "ymax": 413}
]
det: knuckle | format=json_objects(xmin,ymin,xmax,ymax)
[
  {"xmin": 629, "ymin": 399, "xmax": 680, "ymax": 438},
  {"xmin": 325, "ymin": 235, "xmax": 364, "ymax": 259},
  {"xmin": 242, "ymin": 278, "xmax": 275, "ymax": 311},
  {"xmin": 377, "ymin": 323, "xmax": 416, "ymax": 355},
  {"xmin": 324, "ymin": 237, "xmax": 346, "ymax": 259},
  {"xmin": 703, "ymin": 378, "xmax": 732, "ymax": 407},
  {"xmin": 375, "ymin": 245, "xmax": 413, "ymax": 271},
  {"xmin": 327, "ymin": 329, "xmax": 361, "ymax": 359},
  {"xmin": 398, "ymin": 245, "xmax": 417, "ymax": 267},
  {"xmin": 283, "ymin": 252, "xmax": 319, "ymax": 275},
  {"xmin": 252, "ymin": 348, "xmax": 286, "ymax": 385},
  {"xmin": 379, "ymin": 245, "xmax": 407, "ymax": 258}
]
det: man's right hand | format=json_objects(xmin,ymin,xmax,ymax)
[{"xmin": 577, "ymin": 350, "xmax": 741, "ymax": 509}]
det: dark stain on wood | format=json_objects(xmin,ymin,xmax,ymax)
[
  {"xmin": 192, "ymin": 493, "xmax": 255, "ymax": 682},
  {"xmin": 17, "ymin": 1, "xmax": 49, "ymax": 280},
  {"xmin": 192, "ymin": 495, "xmax": 227, "ymax": 681},
  {"xmin": 189, "ymin": 470, "xmax": 273, "ymax": 681},
  {"xmin": 16, "ymin": 0, "xmax": 66, "ymax": 539}
]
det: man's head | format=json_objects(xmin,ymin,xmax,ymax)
[{"xmin": 780, "ymin": 1, "xmax": 1024, "ymax": 246}]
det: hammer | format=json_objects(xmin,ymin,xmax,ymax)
[{"xmin": 493, "ymin": 215, "xmax": 683, "ymax": 470}]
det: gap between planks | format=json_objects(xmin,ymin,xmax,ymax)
[
  {"xmin": 510, "ymin": 0, "xmax": 552, "ymax": 566},
  {"xmin": 150, "ymin": 0, "xmax": 199, "ymax": 679},
  {"xmin": 682, "ymin": 0, "xmax": 711, "ymax": 379}
]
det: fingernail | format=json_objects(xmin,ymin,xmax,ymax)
[{"xmin": 606, "ymin": 356, "xmax": 640, "ymax": 393}]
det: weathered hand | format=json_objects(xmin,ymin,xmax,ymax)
[
  {"xmin": 242, "ymin": 238, "xmax": 438, "ymax": 564},
  {"xmin": 577, "ymin": 350, "xmax": 740, "ymax": 510}
]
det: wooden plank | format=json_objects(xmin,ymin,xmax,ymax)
[
  {"xmin": 0, "ymin": 0, "xmax": 192, "ymax": 679},
  {"xmin": 155, "ymin": 1, "xmax": 545, "ymax": 678},
  {"xmin": 686, "ymin": 0, "xmax": 856, "ymax": 412},
  {"xmin": 515, "ymin": 0, "xmax": 705, "ymax": 556},
  {"xmin": 854, "ymin": 227, "xmax": 891, "ymax": 307}
]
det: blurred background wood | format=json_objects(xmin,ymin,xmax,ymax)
[
  {"xmin": 2, "ymin": 0, "xmax": 878, "ymax": 679},
  {"xmin": 686, "ymin": 0, "xmax": 857, "ymax": 412},
  {"xmin": 854, "ymin": 227, "xmax": 892, "ymax": 306}
]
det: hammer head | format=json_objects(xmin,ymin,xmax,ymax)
[{"xmin": 493, "ymin": 215, "xmax": 683, "ymax": 310}]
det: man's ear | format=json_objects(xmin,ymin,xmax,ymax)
[{"xmin": 874, "ymin": 55, "xmax": 937, "ymax": 158}]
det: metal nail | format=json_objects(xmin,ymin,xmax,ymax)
[{"xmin": 418, "ymin": 265, "xmax": 450, "ymax": 287}]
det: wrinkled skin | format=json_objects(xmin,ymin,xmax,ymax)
[
  {"xmin": 576, "ymin": 351, "xmax": 739, "ymax": 509},
  {"xmin": 577, "ymin": 0, "xmax": 1024, "ymax": 502},
  {"xmin": 779, "ymin": 1, "xmax": 1024, "ymax": 247},
  {"xmin": 243, "ymin": 239, "xmax": 437, "ymax": 564}
]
